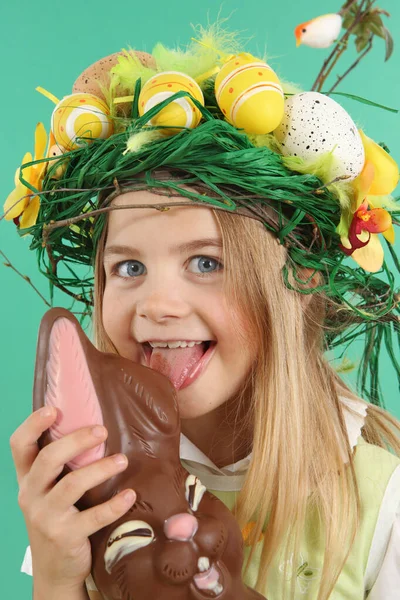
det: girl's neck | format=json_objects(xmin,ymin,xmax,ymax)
[{"xmin": 180, "ymin": 400, "xmax": 253, "ymax": 469}]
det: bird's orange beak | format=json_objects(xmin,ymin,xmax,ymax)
[{"xmin": 294, "ymin": 24, "xmax": 304, "ymax": 47}]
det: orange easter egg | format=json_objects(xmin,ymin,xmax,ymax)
[
  {"xmin": 51, "ymin": 93, "xmax": 113, "ymax": 151},
  {"xmin": 139, "ymin": 71, "xmax": 204, "ymax": 135},
  {"xmin": 215, "ymin": 53, "xmax": 284, "ymax": 134}
]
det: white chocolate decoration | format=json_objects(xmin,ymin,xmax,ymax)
[
  {"xmin": 198, "ymin": 556, "xmax": 210, "ymax": 572},
  {"xmin": 193, "ymin": 564, "xmax": 223, "ymax": 594},
  {"xmin": 185, "ymin": 475, "xmax": 206, "ymax": 511},
  {"xmin": 104, "ymin": 520, "xmax": 154, "ymax": 574},
  {"xmin": 274, "ymin": 92, "xmax": 365, "ymax": 182}
]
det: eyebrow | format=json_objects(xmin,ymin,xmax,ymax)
[{"xmin": 103, "ymin": 238, "xmax": 223, "ymax": 260}]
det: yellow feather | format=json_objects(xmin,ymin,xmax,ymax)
[{"xmin": 124, "ymin": 130, "xmax": 164, "ymax": 155}]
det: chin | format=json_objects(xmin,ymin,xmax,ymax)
[
  {"xmin": 177, "ymin": 401, "xmax": 215, "ymax": 420},
  {"xmin": 176, "ymin": 391, "xmax": 212, "ymax": 420},
  {"xmin": 176, "ymin": 382, "xmax": 230, "ymax": 421}
]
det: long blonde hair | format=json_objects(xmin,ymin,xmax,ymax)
[{"xmin": 92, "ymin": 198, "xmax": 400, "ymax": 600}]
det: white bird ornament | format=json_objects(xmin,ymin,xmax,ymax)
[{"xmin": 295, "ymin": 13, "xmax": 343, "ymax": 48}]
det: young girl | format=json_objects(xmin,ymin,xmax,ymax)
[{"xmin": 6, "ymin": 25, "xmax": 400, "ymax": 600}]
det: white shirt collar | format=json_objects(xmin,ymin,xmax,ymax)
[{"xmin": 179, "ymin": 395, "xmax": 368, "ymax": 492}]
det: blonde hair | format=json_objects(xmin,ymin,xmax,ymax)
[{"xmin": 92, "ymin": 195, "xmax": 400, "ymax": 600}]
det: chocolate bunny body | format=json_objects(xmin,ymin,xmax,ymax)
[{"xmin": 33, "ymin": 309, "xmax": 264, "ymax": 599}]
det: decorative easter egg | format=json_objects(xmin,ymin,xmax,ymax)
[
  {"xmin": 215, "ymin": 53, "xmax": 285, "ymax": 134},
  {"xmin": 274, "ymin": 92, "xmax": 365, "ymax": 181},
  {"xmin": 138, "ymin": 71, "xmax": 204, "ymax": 135},
  {"xmin": 51, "ymin": 93, "xmax": 113, "ymax": 151}
]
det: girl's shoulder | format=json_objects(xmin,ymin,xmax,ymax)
[
  {"xmin": 340, "ymin": 396, "xmax": 400, "ymax": 482},
  {"xmin": 354, "ymin": 436, "xmax": 400, "ymax": 476},
  {"xmin": 353, "ymin": 437, "xmax": 400, "ymax": 595},
  {"xmin": 353, "ymin": 436, "xmax": 400, "ymax": 505},
  {"xmin": 352, "ymin": 435, "xmax": 400, "ymax": 568}
]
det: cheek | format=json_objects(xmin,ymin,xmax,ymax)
[
  {"xmin": 218, "ymin": 299, "xmax": 254, "ymax": 346},
  {"xmin": 102, "ymin": 287, "xmax": 142, "ymax": 362},
  {"xmin": 102, "ymin": 286, "xmax": 129, "ymax": 344},
  {"xmin": 102, "ymin": 287, "xmax": 115, "ymax": 334}
]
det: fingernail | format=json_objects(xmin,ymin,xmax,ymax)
[
  {"xmin": 92, "ymin": 426, "xmax": 106, "ymax": 438},
  {"xmin": 40, "ymin": 406, "xmax": 54, "ymax": 418},
  {"xmin": 122, "ymin": 490, "xmax": 135, "ymax": 504},
  {"xmin": 114, "ymin": 454, "xmax": 127, "ymax": 466}
]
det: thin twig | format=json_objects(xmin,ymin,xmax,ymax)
[
  {"xmin": 0, "ymin": 185, "xmax": 118, "ymax": 223},
  {"xmin": 317, "ymin": 43, "xmax": 348, "ymax": 91},
  {"xmin": 0, "ymin": 249, "xmax": 51, "ymax": 306},
  {"xmin": 1, "ymin": 181, "xmax": 278, "ymax": 222},
  {"xmin": 338, "ymin": 0, "xmax": 359, "ymax": 16},
  {"xmin": 311, "ymin": 0, "xmax": 374, "ymax": 92},
  {"xmin": 313, "ymin": 174, "xmax": 352, "ymax": 193},
  {"xmin": 327, "ymin": 36, "xmax": 373, "ymax": 93},
  {"xmin": 41, "ymin": 199, "xmax": 266, "ymax": 239},
  {"xmin": 44, "ymin": 243, "xmax": 92, "ymax": 306},
  {"xmin": 311, "ymin": 41, "xmax": 343, "ymax": 93}
]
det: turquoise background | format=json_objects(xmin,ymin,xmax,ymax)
[{"xmin": 1, "ymin": 0, "xmax": 399, "ymax": 596}]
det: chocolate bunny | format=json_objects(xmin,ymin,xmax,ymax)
[{"xmin": 33, "ymin": 308, "xmax": 264, "ymax": 600}]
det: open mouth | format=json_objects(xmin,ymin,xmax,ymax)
[
  {"xmin": 142, "ymin": 341, "xmax": 213, "ymax": 363},
  {"xmin": 141, "ymin": 341, "xmax": 217, "ymax": 391},
  {"xmin": 193, "ymin": 561, "xmax": 223, "ymax": 596}
]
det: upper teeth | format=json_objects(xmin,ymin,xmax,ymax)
[{"xmin": 148, "ymin": 341, "xmax": 203, "ymax": 349}]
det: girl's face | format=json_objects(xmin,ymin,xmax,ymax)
[{"xmin": 102, "ymin": 190, "xmax": 256, "ymax": 420}]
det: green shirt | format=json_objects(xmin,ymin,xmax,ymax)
[{"xmin": 210, "ymin": 437, "xmax": 400, "ymax": 599}]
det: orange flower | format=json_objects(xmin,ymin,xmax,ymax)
[
  {"xmin": 339, "ymin": 131, "xmax": 399, "ymax": 272},
  {"xmin": 241, "ymin": 521, "xmax": 264, "ymax": 547},
  {"xmin": 340, "ymin": 198, "xmax": 393, "ymax": 270}
]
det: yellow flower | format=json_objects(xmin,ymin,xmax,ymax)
[
  {"xmin": 3, "ymin": 123, "xmax": 49, "ymax": 228},
  {"xmin": 339, "ymin": 131, "xmax": 399, "ymax": 272}
]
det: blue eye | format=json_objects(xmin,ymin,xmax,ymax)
[
  {"xmin": 115, "ymin": 260, "xmax": 146, "ymax": 278},
  {"xmin": 112, "ymin": 256, "xmax": 222, "ymax": 279},
  {"xmin": 189, "ymin": 256, "xmax": 222, "ymax": 275}
]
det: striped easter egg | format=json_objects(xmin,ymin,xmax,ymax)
[
  {"xmin": 138, "ymin": 71, "xmax": 204, "ymax": 136},
  {"xmin": 215, "ymin": 53, "xmax": 284, "ymax": 134},
  {"xmin": 51, "ymin": 93, "xmax": 113, "ymax": 151}
]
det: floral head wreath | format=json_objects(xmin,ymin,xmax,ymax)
[{"xmin": 2, "ymin": 22, "xmax": 400, "ymax": 407}]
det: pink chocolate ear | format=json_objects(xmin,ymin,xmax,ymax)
[{"xmin": 45, "ymin": 317, "xmax": 105, "ymax": 470}]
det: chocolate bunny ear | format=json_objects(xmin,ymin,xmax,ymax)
[
  {"xmin": 34, "ymin": 308, "xmax": 180, "ymax": 468},
  {"xmin": 33, "ymin": 308, "xmax": 105, "ymax": 470}
]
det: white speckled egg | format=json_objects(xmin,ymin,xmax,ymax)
[{"xmin": 274, "ymin": 92, "xmax": 365, "ymax": 181}]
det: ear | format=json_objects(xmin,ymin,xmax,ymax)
[
  {"xmin": 34, "ymin": 309, "xmax": 105, "ymax": 470},
  {"xmin": 295, "ymin": 267, "xmax": 321, "ymax": 308}
]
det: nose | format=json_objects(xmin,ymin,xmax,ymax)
[
  {"xmin": 164, "ymin": 513, "xmax": 198, "ymax": 541},
  {"xmin": 136, "ymin": 280, "xmax": 191, "ymax": 323}
]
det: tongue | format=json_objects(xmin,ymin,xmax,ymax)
[{"xmin": 149, "ymin": 344, "xmax": 206, "ymax": 389}]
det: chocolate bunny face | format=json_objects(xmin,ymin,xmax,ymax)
[{"xmin": 33, "ymin": 308, "xmax": 264, "ymax": 600}]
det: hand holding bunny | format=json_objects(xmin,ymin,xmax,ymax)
[{"xmin": 10, "ymin": 408, "xmax": 136, "ymax": 598}]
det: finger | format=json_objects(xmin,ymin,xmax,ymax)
[
  {"xmin": 9, "ymin": 407, "xmax": 58, "ymax": 485},
  {"xmin": 48, "ymin": 453, "xmax": 129, "ymax": 510},
  {"xmin": 76, "ymin": 488, "xmax": 137, "ymax": 539},
  {"xmin": 25, "ymin": 425, "xmax": 108, "ymax": 498}
]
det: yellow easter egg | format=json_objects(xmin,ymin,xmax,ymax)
[
  {"xmin": 51, "ymin": 93, "xmax": 113, "ymax": 151},
  {"xmin": 139, "ymin": 71, "xmax": 204, "ymax": 135},
  {"xmin": 215, "ymin": 53, "xmax": 284, "ymax": 134}
]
